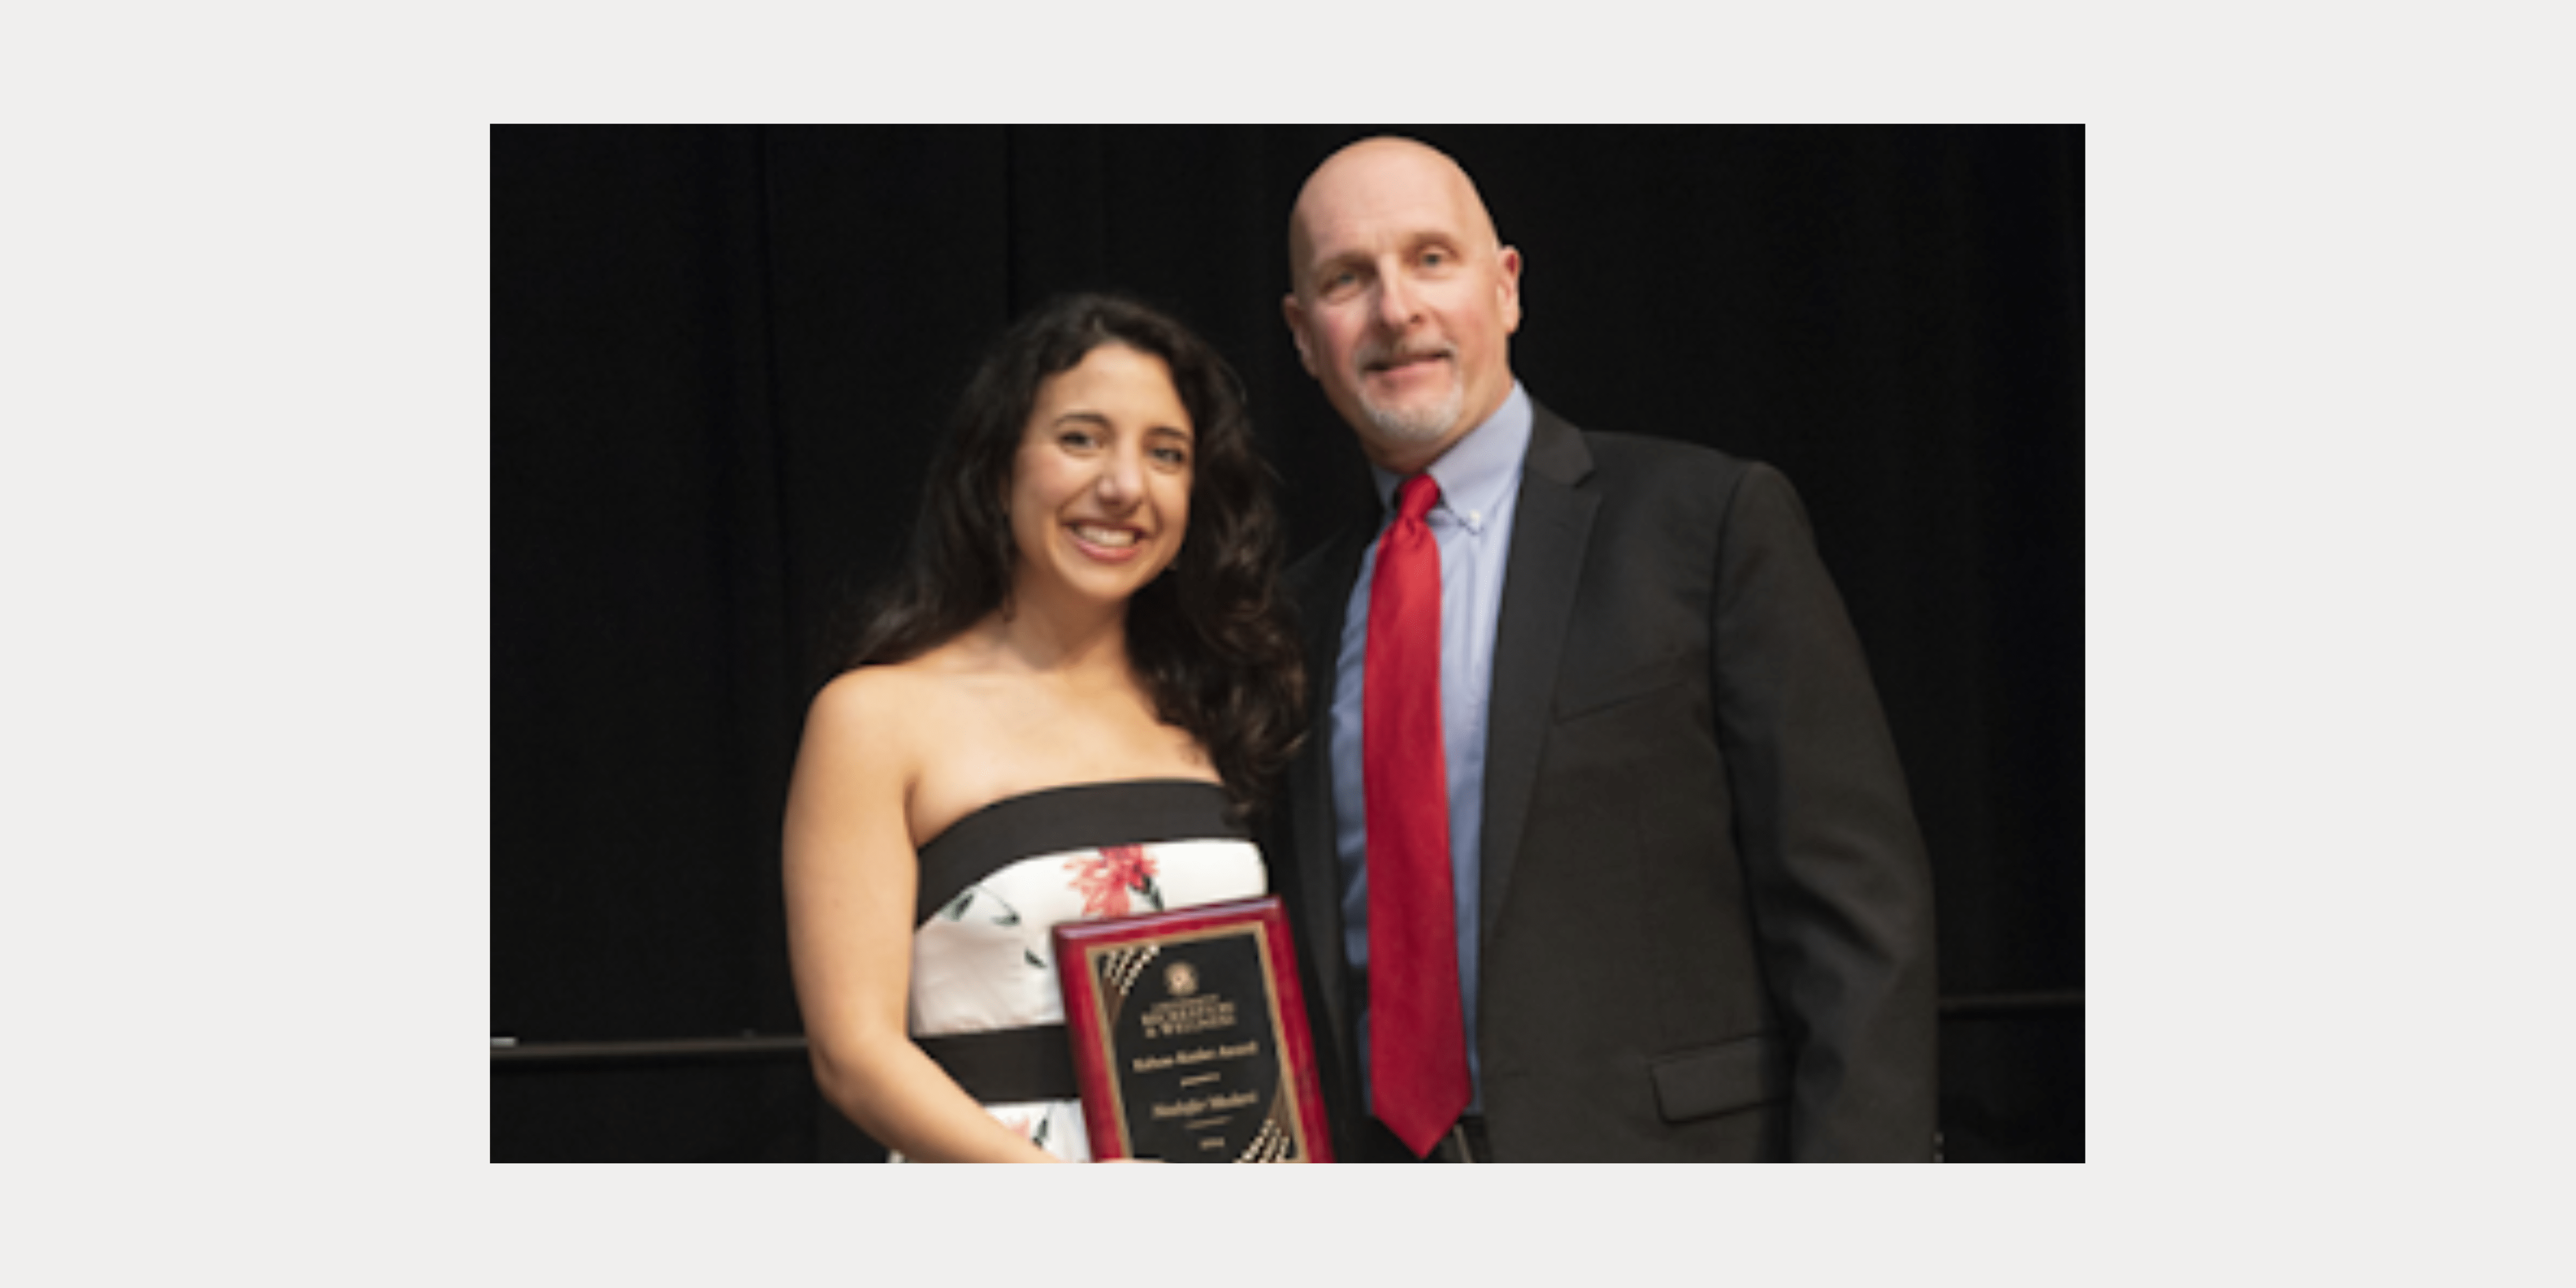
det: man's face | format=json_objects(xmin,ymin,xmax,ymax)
[{"xmin": 1283, "ymin": 141, "xmax": 1522, "ymax": 474}]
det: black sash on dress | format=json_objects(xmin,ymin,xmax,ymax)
[{"xmin": 915, "ymin": 1025, "xmax": 1079, "ymax": 1103}]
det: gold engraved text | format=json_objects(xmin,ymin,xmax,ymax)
[
  {"xmin": 1140, "ymin": 994, "xmax": 1238, "ymax": 1040},
  {"xmin": 1149, "ymin": 1090, "xmax": 1262, "ymax": 1120}
]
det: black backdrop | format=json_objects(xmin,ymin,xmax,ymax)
[{"xmin": 491, "ymin": 125, "xmax": 2083, "ymax": 1162}]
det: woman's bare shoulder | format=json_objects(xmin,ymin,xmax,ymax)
[
  {"xmin": 800, "ymin": 664, "xmax": 947, "ymax": 775},
  {"xmin": 804, "ymin": 647, "xmax": 1029, "ymax": 846},
  {"xmin": 806, "ymin": 665, "xmax": 902, "ymax": 729},
  {"xmin": 804, "ymin": 642, "xmax": 1013, "ymax": 763}
]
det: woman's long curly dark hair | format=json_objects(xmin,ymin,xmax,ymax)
[{"xmin": 845, "ymin": 293, "xmax": 1303, "ymax": 819}]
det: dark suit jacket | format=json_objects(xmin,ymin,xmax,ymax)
[{"xmin": 1264, "ymin": 403, "xmax": 1938, "ymax": 1161}]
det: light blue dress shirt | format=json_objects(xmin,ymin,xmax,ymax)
[{"xmin": 1331, "ymin": 381, "xmax": 1533, "ymax": 1115}]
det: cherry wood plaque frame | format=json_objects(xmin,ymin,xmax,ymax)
[{"xmin": 1053, "ymin": 896, "xmax": 1333, "ymax": 1163}]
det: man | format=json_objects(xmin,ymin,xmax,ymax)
[{"xmin": 1265, "ymin": 136, "xmax": 1937, "ymax": 1161}]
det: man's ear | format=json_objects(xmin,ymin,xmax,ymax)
[
  {"xmin": 1281, "ymin": 292, "xmax": 1317, "ymax": 377},
  {"xmin": 1497, "ymin": 245, "xmax": 1524, "ymax": 335}
]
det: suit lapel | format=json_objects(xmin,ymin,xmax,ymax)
[{"xmin": 1478, "ymin": 407, "xmax": 1597, "ymax": 945}]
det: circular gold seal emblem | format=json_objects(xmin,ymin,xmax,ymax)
[{"xmin": 1164, "ymin": 961, "xmax": 1199, "ymax": 998}]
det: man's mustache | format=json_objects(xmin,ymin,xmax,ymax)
[{"xmin": 1356, "ymin": 341, "xmax": 1455, "ymax": 373}]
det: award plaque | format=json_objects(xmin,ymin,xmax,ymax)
[{"xmin": 1053, "ymin": 895, "xmax": 1332, "ymax": 1163}]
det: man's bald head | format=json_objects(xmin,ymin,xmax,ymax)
[{"xmin": 1285, "ymin": 137, "xmax": 1504, "ymax": 294}]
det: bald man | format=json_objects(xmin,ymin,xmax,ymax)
[{"xmin": 1262, "ymin": 137, "xmax": 1938, "ymax": 1161}]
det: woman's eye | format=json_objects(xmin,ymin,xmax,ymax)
[
  {"xmin": 1058, "ymin": 430, "xmax": 1098, "ymax": 450},
  {"xmin": 1152, "ymin": 446, "xmax": 1190, "ymax": 467}
]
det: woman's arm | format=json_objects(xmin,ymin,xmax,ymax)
[{"xmin": 783, "ymin": 670, "xmax": 1064, "ymax": 1163}]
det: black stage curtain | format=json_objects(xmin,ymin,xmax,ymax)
[{"xmin": 492, "ymin": 125, "xmax": 2083, "ymax": 1161}]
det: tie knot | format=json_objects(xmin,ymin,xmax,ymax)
[{"xmin": 1394, "ymin": 473, "xmax": 1441, "ymax": 525}]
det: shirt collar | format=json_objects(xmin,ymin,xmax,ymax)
[{"xmin": 1370, "ymin": 382, "xmax": 1532, "ymax": 533}]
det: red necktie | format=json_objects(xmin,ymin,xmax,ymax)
[{"xmin": 1364, "ymin": 473, "xmax": 1470, "ymax": 1157}]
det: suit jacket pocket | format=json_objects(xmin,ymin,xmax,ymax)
[
  {"xmin": 1650, "ymin": 1034, "xmax": 1788, "ymax": 1123},
  {"xmin": 1553, "ymin": 655, "xmax": 1693, "ymax": 723}
]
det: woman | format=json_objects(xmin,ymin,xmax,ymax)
[{"xmin": 784, "ymin": 294, "xmax": 1302, "ymax": 1161}]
